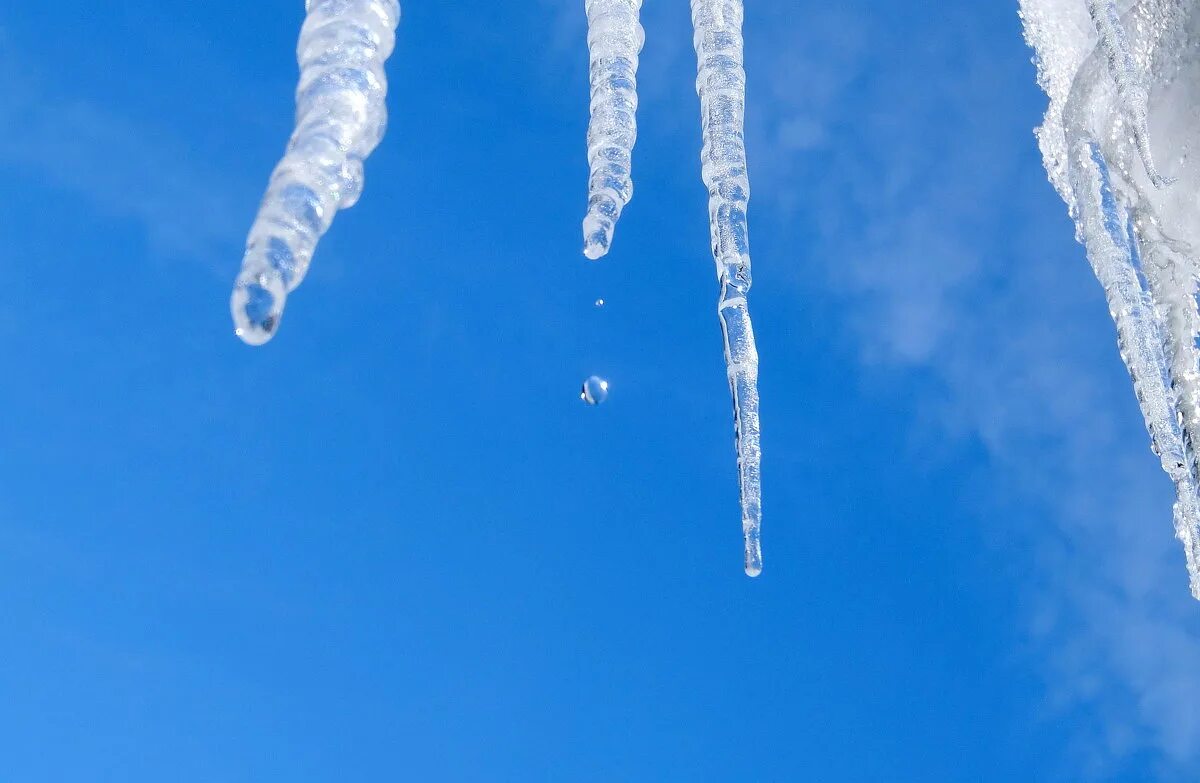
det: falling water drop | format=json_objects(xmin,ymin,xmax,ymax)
[{"xmin": 580, "ymin": 376, "xmax": 610, "ymax": 405}]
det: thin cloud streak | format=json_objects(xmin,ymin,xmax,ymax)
[
  {"xmin": 0, "ymin": 37, "xmax": 246, "ymax": 270},
  {"xmin": 742, "ymin": 3, "xmax": 1200, "ymax": 777}
]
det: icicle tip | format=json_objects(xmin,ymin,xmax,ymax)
[{"xmin": 231, "ymin": 273, "xmax": 287, "ymax": 346}]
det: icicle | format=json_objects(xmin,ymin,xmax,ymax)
[
  {"xmin": 1071, "ymin": 141, "xmax": 1200, "ymax": 597},
  {"xmin": 1086, "ymin": 0, "xmax": 1175, "ymax": 188},
  {"xmin": 231, "ymin": 0, "xmax": 401, "ymax": 345},
  {"xmin": 1022, "ymin": 0, "xmax": 1200, "ymax": 597},
  {"xmin": 581, "ymin": 0, "xmax": 644, "ymax": 260},
  {"xmin": 690, "ymin": 0, "xmax": 763, "ymax": 577}
]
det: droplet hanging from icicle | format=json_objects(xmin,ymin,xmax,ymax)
[{"xmin": 231, "ymin": 0, "xmax": 401, "ymax": 344}]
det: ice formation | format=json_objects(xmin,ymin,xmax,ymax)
[
  {"xmin": 691, "ymin": 0, "xmax": 762, "ymax": 577},
  {"xmin": 231, "ymin": 0, "xmax": 400, "ymax": 345},
  {"xmin": 581, "ymin": 0, "xmax": 644, "ymax": 260},
  {"xmin": 1021, "ymin": 0, "xmax": 1200, "ymax": 597},
  {"xmin": 580, "ymin": 0, "xmax": 762, "ymax": 575},
  {"xmin": 1085, "ymin": 0, "xmax": 1175, "ymax": 187}
]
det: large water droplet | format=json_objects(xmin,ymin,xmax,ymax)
[
  {"xmin": 580, "ymin": 376, "xmax": 609, "ymax": 405},
  {"xmin": 594, "ymin": 298, "xmax": 605, "ymax": 308}
]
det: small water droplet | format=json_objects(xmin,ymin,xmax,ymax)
[
  {"xmin": 580, "ymin": 375, "xmax": 609, "ymax": 405},
  {"xmin": 594, "ymin": 298, "xmax": 605, "ymax": 308}
]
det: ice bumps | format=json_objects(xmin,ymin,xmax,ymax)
[
  {"xmin": 1022, "ymin": 0, "xmax": 1200, "ymax": 596},
  {"xmin": 232, "ymin": 0, "xmax": 400, "ymax": 345}
]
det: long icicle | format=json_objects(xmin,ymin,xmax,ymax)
[
  {"xmin": 1072, "ymin": 140, "xmax": 1200, "ymax": 597},
  {"xmin": 1086, "ymin": 0, "xmax": 1174, "ymax": 188},
  {"xmin": 231, "ymin": 0, "xmax": 401, "ymax": 345},
  {"xmin": 690, "ymin": 0, "xmax": 763, "ymax": 576},
  {"xmin": 581, "ymin": 0, "xmax": 644, "ymax": 260}
]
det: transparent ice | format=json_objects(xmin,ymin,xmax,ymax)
[
  {"xmin": 582, "ymin": 0, "xmax": 644, "ymax": 260},
  {"xmin": 231, "ymin": 0, "xmax": 401, "ymax": 345},
  {"xmin": 580, "ymin": 0, "xmax": 762, "ymax": 575},
  {"xmin": 692, "ymin": 0, "xmax": 762, "ymax": 577},
  {"xmin": 1021, "ymin": 0, "xmax": 1200, "ymax": 597}
]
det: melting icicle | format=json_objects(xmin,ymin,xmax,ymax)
[
  {"xmin": 1071, "ymin": 141, "xmax": 1200, "ymax": 596},
  {"xmin": 231, "ymin": 0, "xmax": 401, "ymax": 345},
  {"xmin": 581, "ymin": 0, "xmax": 645, "ymax": 260},
  {"xmin": 1022, "ymin": 0, "xmax": 1200, "ymax": 596},
  {"xmin": 1086, "ymin": 0, "xmax": 1175, "ymax": 188},
  {"xmin": 691, "ymin": 0, "xmax": 763, "ymax": 577}
]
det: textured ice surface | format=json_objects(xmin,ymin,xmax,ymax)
[
  {"xmin": 1086, "ymin": 0, "xmax": 1175, "ymax": 187},
  {"xmin": 231, "ymin": 0, "xmax": 400, "ymax": 345},
  {"xmin": 691, "ymin": 0, "xmax": 762, "ymax": 577},
  {"xmin": 582, "ymin": 0, "xmax": 644, "ymax": 260},
  {"xmin": 1021, "ymin": 0, "xmax": 1200, "ymax": 596}
]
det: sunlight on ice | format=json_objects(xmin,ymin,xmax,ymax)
[
  {"xmin": 1086, "ymin": 0, "xmax": 1176, "ymax": 188},
  {"xmin": 1021, "ymin": 0, "xmax": 1200, "ymax": 597},
  {"xmin": 582, "ymin": 0, "xmax": 644, "ymax": 260},
  {"xmin": 692, "ymin": 0, "xmax": 763, "ymax": 577},
  {"xmin": 576, "ymin": 0, "xmax": 763, "ymax": 574},
  {"xmin": 231, "ymin": 0, "xmax": 401, "ymax": 344}
]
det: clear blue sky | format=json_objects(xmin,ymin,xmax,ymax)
[{"xmin": 1, "ymin": 1, "xmax": 1199, "ymax": 780}]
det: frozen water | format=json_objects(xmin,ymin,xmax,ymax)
[
  {"xmin": 692, "ymin": 0, "xmax": 763, "ymax": 577},
  {"xmin": 574, "ymin": 0, "xmax": 763, "ymax": 574},
  {"xmin": 1021, "ymin": 0, "xmax": 1200, "ymax": 597},
  {"xmin": 231, "ymin": 0, "xmax": 401, "ymax": 345},
  {"xmin": 1086, "ymin": 0, "xmax": 1176, "ymax": 188},
  {"xmin": 582, "ymin": 0, "xmax": 644, "ymax": 259}
]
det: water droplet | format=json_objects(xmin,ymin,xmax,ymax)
[
  {"xmin": 594, "ymin": 298, "xmax": 605, "ymax": 307},
  {"xmin": 231, "ymin": 274, "xmax": 287, "ymax": 346},
  {"xmin": 580, "ymin": 376, "xmax": 609, "ymax": 405}
]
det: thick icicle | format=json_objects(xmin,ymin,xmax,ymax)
[
  {"xmin": 581, "ymin": 0, "xmax": 644, "ymax": 260},
  {"xmin": 690, "ymin": 0, "xmax": 763, "ymax": 576},
  {"xmin": 1086, "ymin": 0, "xmax": 1174, "ymax": 188},
  {"xmin": 1070, "ymin": 141, "xmax": 1200, "ymax": 596},
  {"xmin": 1022, "ymin": 0, "xmax": 1200, "ymax": 597},
  {"xmin": 231, "ymin": 0, "xmax": 401, "ymax": 345}
]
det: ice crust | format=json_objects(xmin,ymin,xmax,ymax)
[
  {"xmin": 1022, "ymin": 0, "xmax": 1200, "ymax": 596},
  {"xmin": 231, "ymin": 0, "xmax": 400, "ymax": 345}
]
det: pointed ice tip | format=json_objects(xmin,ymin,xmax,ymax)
[
  {"xmin": 744, "ymin": 538, "xmax": 762, "ymax": 578},
  {"xmin": 582, "ymin": 212, "xmax": 614, "ymax": 260},
  {"xmin": 583, "ymin": 231, "xmax": 610, "ymax": 260},
  {"xmin": 231, "ymin": 278, "xmax": 286, "ymax": 346}
]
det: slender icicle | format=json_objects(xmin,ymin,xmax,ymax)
[
  {"xmin": 690, "ymin": 0, "xmax": 762, "ymax": 576},
  {"xmin": 1072, "ymin": 141, "xmax": 1200, "ymax": 597},
  {"xmin": 1086, "ymin": 0, "xmax": 1175, "ymax": 188},
  {"xmin": 581, "ymin": 0, "xmax": 644, "ymax": 260},
  {"xmin": 231, "ymin": 0, "xmax": 401, "ymax": 345},
  {"xmin": 1133, "ymin": 214, "xmax": 1200, "ymax": 473}
]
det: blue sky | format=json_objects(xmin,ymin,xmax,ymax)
[{"xmin": 1, "ymin": 1, "xmax": 1199, "ymax": 780}]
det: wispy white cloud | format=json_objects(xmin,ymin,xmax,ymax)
[
  {"xmin": 739, "ymin": 3, "xmax": 1200, "ymax": 777},
  {"xmin": 0, "ymin": 34, "xmax": 247, "ymax": 270}
]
